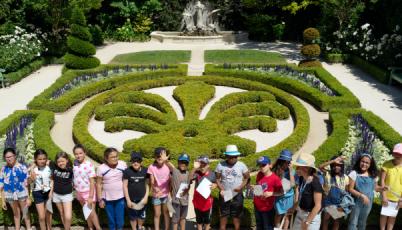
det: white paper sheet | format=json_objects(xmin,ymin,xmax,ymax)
[
  {"xmin": 381, "ymin": 202, "xmax": 399, "ymax": 217},
  {"xmin": 83, "ymin": 203, "xmax": 92, "ymax": 220},
  {"xmin": 46, "ymin": 199, "xmax": 53, "ymax": 213},
  {"xmin": 253, "ymin": 185, "xmax": 264, "ymax": 196},
  {"xmin": 176, "ymin": 183, "xmax": 189, "ymax": 199},
  {"xmin": 196, "ymin": 178, "xmax": 212, "ymax": 199},
  {"xmin": 223, "ymin": 190, "xmax": 235, "ymax": 202},
  {"xmin": 325, "ymin": 205, "xmax": 345, "ymax": 219}
]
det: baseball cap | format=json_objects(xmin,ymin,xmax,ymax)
[
  {"xmin": 198, "ymin": 156, "xmax": 209, "ymax": 164},
  {"xmin": 130, "ymin": 152, "xmax": 142, "ymax": 162},
  {"xmin": 178, "ymin": 153, "xmax": 190, "ymax": 163},
  {"xmin": 256, "ymin": 156, "xmax": 271, "ymax": 165},
  {"xmin": 393, "ymin": 143, "xmax": 402, "ymax": 155}
]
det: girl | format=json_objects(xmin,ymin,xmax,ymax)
[
  {"xmin": 380, "ymin": 143, "xmax": 402, "ymax": 230},
  {"xmin": 97, "ymin": 147, "xmax": 127, "ymax": 230},
  {"xmin": 348, "ymin": 153, "xmax": 383, "ymax": 230},
  {"xmin": 272, "ymin": 150, "xmax": 295, "ymax": 230},
  {"xmin": 0, "ymin": 147, "xmax": 32, "ymax": 230},
  {"xmin": 319, "ymin": 156, "xmax": 349, "ymax": 230},
  {"xmin": 147, "ymin": 147, "xmax": 171, "ymax": 230},
  {"xmin": 292, "ymin": 153, "xmax": 323, "ymax": 230},
  {"xmin": 52, "ymin": 152, "xmax": 74, "ymax": 230},
  {"xmin": 73, "ymin": 144, "xmax": 102, "ymax": 230},
  {"xmin": 30, "ymin": 149, "xmax": 53, "ymax": 230}
]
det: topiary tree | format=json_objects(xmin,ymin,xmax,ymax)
[
  {"xmin": 299, "ymin": 27, "xmax": 322, "ymax": 67},
  {"xmin": 64, "ymin": 7, "xmax": 100, "ymax": 69}
]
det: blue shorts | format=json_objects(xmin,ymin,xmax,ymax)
[
  {"xmin": 128, "ymin": 206, "xmax": 146, "ymax": 220},
  {"xmin": 152, "ymin": 196, "xmax": 168, "ymax": 206},
  {"xmin": 32, "ymin": 190, "xmax": 50, "ymax": 204}
]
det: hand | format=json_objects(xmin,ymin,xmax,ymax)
[
  {"xmin": 233, "ymin": 186, "xmax": 242, "ymax": 193},
  {"xmin": 48, "ymin": 192, "xmax": 53, "ymax": 200},
  {"xmin": 127, "ymin": 201, "xmax": 133, "ymax": 209},
  {"xmin": 263, "ymin": 191, "xmax": 274, "ymax": 198},
  {"xmin": 2, "ymin": 201, "xmax": 7, "ymax": 211},
  {"xmin": 301, "ymin": 221, "xmax": 309, "ymax": 230},
  {"xmin": 286, "ymin": 205, "xmax": 297, "ymax": 215},
  {"xmin": 141, "ymin": 197, "xmax": 148, "ymax": 205},
  {"xmin": 87, "ymin": 198, "xmax": 93, "ymax": 208},
  {"xmin": 193, "ymin": 161, "xmax": 200, "ymax": 170},
  {"xmin": 99, "ymin": 199, "xmax": 105, "ymax": 208},
  {"xmin": 360, "ymin": 194, "xmax": 370, "ymax": 205},
  {"xmin": 333, "ymin": 156, "xmax": 345, "ymax": 164},
  {"xmin": 30, "ymin": 171, "xmax": 37, "ymax": 181},
  {"xmin": 288, "ymin": 162, "xmax": 293, "ymax": 170},
  {"xmin": 160, "ymin": 152, "xmax": 169, "ymax": 162},
  {"xmin": 382, "ymin": 197, "xmax": 389, "ymax": 207},
  {"xmin": 210, "ymin": 183, "xmax": 217, "ymax": 190},
  {"xmin": 220, "ymin": 190, "xmax": 225, "ymax": 197},
  {"xmin": 26, "ymin": 198, "xmax": 32, "ymax": 207},
  {"xmin": 398, "ymin": 200, "xmax": 402, "ymax": 209}
]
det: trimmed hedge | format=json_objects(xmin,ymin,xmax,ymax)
[
  {"xmin": 67, "ymin": 36, "xmax": 96, "ymax": 56},
  {"xmin": 348, "ymin": 54, "xmax": 389, "ymax": 84},
  {"xmin": 224, "ymin": 116, "xmax": 277, "ymax": 134},
  {"xmin": 173, "ymin": 81, "xmax": 215, "ymax": 120},
  {"xmin": 324, "ymin": 53, "xmax": 350, "ymax": 63},
  {"xmin": 28, "ymin": 64, "xmax": 187, "ymax": 112},
  {"xmin": 0, "ymin": 110, "xmax": 62, "ymax": 160},
  {"xmin": 204, "ymin": 64, "xmax": 361, "ymax": 111},
  {"xmin": 104, "ymin": 117, "xmax": 162, "ymax": 133},
  {"xmin": 64, "ymin": 53, "xmax": 100, "ymax": 70},
  {"xmin": 313, "ymin": 108, "xmax": 402, "ymax": 165},
  {"xmin": 3, "ymin": 58, "xmax": 45, "ymax": 86}
]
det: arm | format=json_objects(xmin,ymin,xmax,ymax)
[
  {"xmin": 304, "ymin": 192, "xmax": 322, "ymax": 225},
  {"xmin": 0, "ymin": 187, "xmax": 5, "ymax": 210},
  {"xmin": 96, "ymin": 176, "xmax": 104, "ymax": 208},
  {"xmin": 319, "ymin": 156, "xmax": 344, "ymax": 172},
  {"xmin": 165, "ymin": 160, "xmax": 175, "ymax": 172},
  {"xmin": 48, "ymin": 176, "xmax": 54, "ymax": 198},
  {"xmin": 123, "ymin": 179, "xmax": 132, "ymax": 208},
  {"xmin": 289, "ymin": 166, "xmax": 295, "ymax": 187},
  {"xmin": 87, "ymin": 176, "xmax": 96, "ymax": 207},
  {"xmin": 348, "ymin": 176, "xmax": 370, "ymax": 205},
  {"xmin": 380, "ymin": 169, "xmax": 388, "ymax": 206},
  {"xmin": 234, "ymin": 171, "xmax": 250, "ymax": 192},
  {"xmin": 215, "ymin": 172, "xmax": 224, "ymax": 191},
  {"xmin": 141, "ymin": 179, "xmax": 150, "ymax": 204}
]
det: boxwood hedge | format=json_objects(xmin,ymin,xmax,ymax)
[{"xmin": 204, "ymin": 64, "xmax": 360, "ymax": 111}]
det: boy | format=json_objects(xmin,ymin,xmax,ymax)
[
  {"xmin": 123, "ymin": 152, "xmax": 149, "ymax": 230},
  {"xmin": 190, "ymin": 156, "xmax": 217, "ymax": 230}
]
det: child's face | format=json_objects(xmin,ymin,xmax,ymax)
[
  {"xmin": 199, "ymin": 162, "xmax": 209, "ymax": 173},
  {"xmin": 57, "ymin": 157, "xmax": 68, "ymax": 169},
  {"xmin": 74, "ymin": 148, "xmax": 86, "ymax": 163},
  {"xmin": 155, "ymin": 155, "xmax": 164, "ymax": 166},
  {"xmin": 131, "ymin": 161, "xmax": 142, "ymax": 170},
  {"xmin": 36, "ymin": 154, "xmax": 48, "ymax": 167},
  {"xmin": 178, "ymin": 161, "xmax": 188, "ymax": 171},
  {"xmin": 259, "ymin": 163, "xmax": 271, "ymax": 173},
  {"xmin": 359, "ymin": 156, "xmax": 371, "ymax": 172},
  {"xmin": 4, "ymin": 152, "xmax": 16, "ymax": 166},
  {"xmin": 392, "ymin": 153, "xmax": 402, "ymax": 161},
  {"xmin": 106, "ymin": 151, "xmax": 119, "ymax": 166}
]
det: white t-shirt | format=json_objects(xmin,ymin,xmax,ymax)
[
  {"xmin": 32, "ymin": 166, "xmax": 52, "ymax": 192},
  {"xmin": 73, "ymin": 160, "xmax": 97, "ymax": 193},
  {"xmin": 348, "ymin": 170, "xmax": 378, "ymax": 182}
]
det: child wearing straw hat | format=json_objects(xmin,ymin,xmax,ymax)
[
  {"xmin": 291, "ymin": 153, "xmax": 323, "ymax": 230},
  {"xmin": 215, "ymin": 145, "xmax": 250, "ymax": 230}
]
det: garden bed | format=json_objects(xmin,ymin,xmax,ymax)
[
  {"xmin": 110, "ymin": 50, "xmax": 191, "ymax": 64},
  {"xmin": 205, "ymin": 50, "xmax": 286, "ymax": 64}
]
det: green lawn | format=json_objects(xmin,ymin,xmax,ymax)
[
  {"xmin": 110, "ymin": 50, "xmax": 191, "ymax": 64},
  {"xmin": 205, "ymin": 49, "xmax": 286, "ymax": 64}
]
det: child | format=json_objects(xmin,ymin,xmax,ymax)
[
  {"xmin": 380, "ymin": 143, "xmax": 402, "ymax": 230},
  {"xmin": 72, "ymin": 144, "xmax": 102, "ymax": 230},
  {"xmin": 189, "ymin": 156, "xmax": 216, "ymax": 230},
  {"xmin": 30, "ymin": 149, "xmax": 53, "ymax": 230},
  {"xmin": 272, "ymin": 150, "xmax": 295, "ymax": 230},
  {"xmin": 123, "ymin": 152, "xmax": 149, "ymax": 230},
  {"xmin": 147, "ymin": 147, "xmax": 171, "ymax": 230},
  {"xmin": 348, "ymin": 153, "xmax": 384, "ymax": 230},
  {"xmin": 319, "ymin": 156, "xmax": 349, "ymax": 230},
  {"xmin": 254, "ymin": 156, "xmax": 284, "ymax": 230},
  {"xmin": 0, "ymin": 147, "xmax": 32, "ymax": 230},
  {"xmin": 52, "ymin": 152, "xmax": 74, "ymax": 230},
  {"xmin": 164, "ymin": 153, "xmax": 190, "ymax": 230},
  {"xmin": 97, "ymin": 147, "xmax": 127, "ymax": 230}
]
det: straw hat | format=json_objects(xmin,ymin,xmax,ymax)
[
  {"xmin": 224, "ymin": 145, "xmax": 241, "ymax": 156},
  {"xmin": 291, "ymin": 153, "xmax": 316, "ymax": 169}
]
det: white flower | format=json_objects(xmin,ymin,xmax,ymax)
[
  {"xmin": 396, "ymin": 35, "xmax": 402, "ymax": 42},
  {"xmin": 396, "ymin": 54, "xmax": 402, "ymax": 58},
  {"xmin": 361, "ymin": 23, "xmax": 370, "ymax": 30},
  {"xmin": 353, "ymin": 31, "xmax": 357, "ymax": 36},
  {"xmin": 396, "ymin": 25, "xmax": 400, "ymax": 31}
]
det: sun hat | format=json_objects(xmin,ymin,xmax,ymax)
[
  {"xmin": 278, "ymin": 149, "xmax": 293, "ymax": 161},
  {"xmin": 256, "ymin": 156, "xmax": 271, "ymax": 165},
  {"xmin": 393, "ymin": 143, "xmax": 402, "ymax": 155},
  {"xmin": 130, "ymin": 152, "xmax": 142, "ymax": 162},
  {"xmin": 224, "ymin": 145, "xmax": 241, "ymax": 156},
  {"xmin": 178, "ymin": 153, "xmax": 190, "ymax": 163},
  {"xmin": 197, "ymin": 156, "xmax": 209, "ymax": 164},
  {"xmin": 291, "ymin": 153, "xmax": 316, "ymax": 169}
]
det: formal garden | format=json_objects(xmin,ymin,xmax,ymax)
[{"xmin": 0, "ymin": 0, "xmax": 402, "ymax": 229}]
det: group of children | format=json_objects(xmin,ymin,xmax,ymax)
[{"xmin": 0, "ymin": 143, "xmax": 401, "ymax": 230}]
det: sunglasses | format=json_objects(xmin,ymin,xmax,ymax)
[{"xmin": 259, "ymin": 164, "xmax": 267, "ymax": 167}]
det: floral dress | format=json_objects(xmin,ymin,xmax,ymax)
[{"xmin": 0, "ymin": 163, "xmax": 29, "ymax": 202}]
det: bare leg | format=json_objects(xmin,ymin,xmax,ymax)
[
  {"xmin": 322, "ymin": 212, "xmax": 331, "ymax": 230},
  {"xmin": 138, "ymin": 218, "xmax": 145, "ymax": 230},
  {"xmin": 35, "ymin": 203, "xmax": 46, "ymax": 230},
  {"xmin": 274, "ymin": 214, "xmax": 282, "ymax": 228},
  {"xmin": 45, "ymin": 209, "xmax": 53, "ymax": 230},
  {"xmin": 205, "ymin": 224, "xmax": 211, "ymax": 230},
  {"xmin": 154, "ymin": 204, "xmax": 162, "ymax": 230},
  {"xmin": 380, "ymin": 215, "xmax": 387, "ymax": 230},
  {"xmin": 332, "ymin": 218, "xmax": 340, "ymax": 230},
  {"xmin": 129, "ymin": 219, "xmax": 138, "ymax": 230},
  {"xmin": 233, "ymin": 217, "xmax": 241, "ymax": 230},
  {"xmin": 79, "ymin": 200, "xmax": 101, "ymax": 230},
  {"xmin": 197, "ymin": 224, "xmax": 203, "ymax": 230},
  {"xmin": 386, "ymin": 217, "xmax": 396, "ymax": 230},
  {"xmin": 19, "ymin": 200, "xmax": 31, "ymax": 230},
  {"xmin": 162, "ymin": 203, "xmax": 170, "ymax": 230},
  {"xmin": 62, "ymin": 202, "xmax": 72, "ymax": 230},
  {"xmin": 180, "ymin": 218, "xmax": 186, "ymax": 230},
  {"xmin": 55, "ymin": 202, "xmax": 65, "ymax": 226},
  {"xmin": 9, "ymin": 201, "xmax": 21, "ymax": 230},
  {"xmin": 219, "ymin": 217, "xmax": 227, "ymax": 230}
]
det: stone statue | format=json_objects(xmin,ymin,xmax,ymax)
[{"xmin": 180, "ymin": 0, "xmax": 220, "ymax": 36}]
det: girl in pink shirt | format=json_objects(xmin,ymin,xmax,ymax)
[
  {"xmin": 96, "ymin": 147, "xmax": 127, "ymax": 230},
  {"xmin": 148, "ymin": 147, "xmax": 171, "ymax": 230},
  {"xmin": 73, "ymin": 144, "xmax": 101, "ymax": 230}
]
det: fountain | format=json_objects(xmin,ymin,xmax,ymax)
[{"xmin": 151, "ymin": 0, "xmax": 248, "ymax": 43}]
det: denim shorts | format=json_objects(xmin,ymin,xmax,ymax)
[
  {"xmin": 152, "ymin": 196, "xmax": 168, "ymax": 205},
  {"xmin": 32, "ymin": 190, "xmax": 50, "ymax": 204},
  {"xmin": 128, "ymin": 206, "xmax": 146, "ymax": 220}
]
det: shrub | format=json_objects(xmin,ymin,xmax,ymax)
[
  {"xmin": 64, "ymin": 8, "xmax": 100, "ymax": 69},
  {"xmin": 301, "ymin": 44, "xmax": 321, "ymax": 58},
  {"xmin": 89, "ymin": 24, "xmax": 104, "ymax": 46},
  {"xmin": 4, "ymin": 58, "xmax": 45, "ymax": 85},
  {"xmin": 348, "ymin": 54, "xmax": 389, "ymax": 84},
  {"xmin": 298, "ymin": 60, "xmax": 322, "ymax": 67},
  {"xmin": 324, "ymin": 53, "xmax": 350, "ymax": 63},
  {"xmin": 303, "ymin": 27, "xmax": 320, "ymax": 43}
]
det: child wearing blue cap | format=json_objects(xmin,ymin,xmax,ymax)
[
  {"xmin": 163, "ymin": 152, "xmax": 190, "ymax": 230},
  {"xmin": 253, "ymin": 156, "xmax": 284, "ymax": 230}
]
